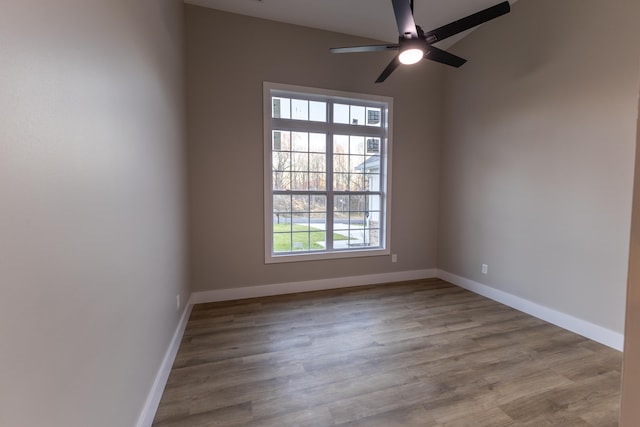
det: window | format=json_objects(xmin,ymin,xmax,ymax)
[{"xmin": 264, "ymin": 82, "xmax": 392, "ymax": 263}]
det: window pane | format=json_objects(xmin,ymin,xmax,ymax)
[
  {"xmin": 308, "ymin": 173, "xmax": 326, "ymax": 191},
  {"xmin": 309, "ymin": 154, "xmax": 325, "ymax": 172},
  {"xmin": 309, "ymin": 101, "xmax": 327, "ymax": 122},
  {"xmin": 366, "ymin": 138, "xmax": 381, "ymax": 154},
  {"xmin": 291, "ymin": 132, "xmax": 309, "ymax": 152},
  {"xmin": 368, "ymin": 194, "xmax": 381, "ymax": 211},
  {"xmin": 333, "ymin": 173, "xmax": 349, "ymax": 191},
  {"xmin": 292, "ymin": 195, "xmax": 309, "ymax": 213},
  {"xmin": 333, "ymin": 104, "xmax": 350, "ymax": 124},
  {"xmin": 273, "ymin": 130, "xmax": 291, "ymax": 151},
  {"xmin": 291, "ymin": 99, "xmax": 309, "ymax": 121},
  {"xmin": 272, "ymin": 130, "xmax": 291, "ymax": 151},
  {"xmin": 350, "ymin": 136, "xmax": 365, "ymax": 155},
  {"xmin": 310, "ymin": 216, "xmax": 327, "ymax": 249},
  {"xmin": 291, "ymin": 153, "xmax": 308, "ymax": 171},
  {"xmin": 333, "ymin": 154, "xmax": 349, "ymax": 173},
  {"xmin": 293, "ymin": 236, "xmax": 306, "ymax": 254},
  {"xmin": 272, "ymin": 131, "xmax": 282, "ymax": 151},
  {"xmin": 366, "ymin": 107, "xmax": 381, "ymax": 126},
  {"xmin": 363, "ymin": 155, "xmax": 380, "ymax": 170},
  {"xmin": 273, "ymin": 172, "xmax": 290, "ymax": 190},
  {"xmin": 350, "ymin": 211, "xmax": 366, "ymax": 227},
  {"xmin": 310, "ymin": 195, "xmax": 326, "ymax": 212},
  {"xmin": 273, "ymin": 231, "xmax": 292, "ymax": 252},
  {"xmin": 350, "ymin": 105, "xmax": 365, "ymax": 126},
  {"xmin": 333, "ymin": 135, "xmax": 349, "ymax": 154},
  {"xmin": 365, "ymin": 228, "xmax": 380, "ymax": 246},
  {"xmin": 309, "ymin": 228, "xmax": 326, "ymax": 250},
  {"xmin": 309, "ymin": 133, "xmax": 326, "ymax": 153},
  {"xmin": 272, "ymin": 152, "xmax": 290, "ymax": 171},
  {"xmin": 291, "ymin": 172, "xmax": 308, "ymax": 191},
  {"xmin": 333, "ymin": 198, "xmax": 350, "ymax": 249},
  {"xmin": 349, "ymin": 174, "xmax": 364, "ymax": 191},
  {"xmin": 291, "ymin": 232, "xmax": 309, "ymax": 251},
  {"xmin": 350, "ymin": 154, "xmax": 365, "ymax": 172},
  {"xmin": 272, "ymin": 97, "xmax": 290, "ymax": 119},
  {"xmin": 365, "ymin": 172, "xmax": 381, "ymax": 191},
  {"xmin": 273, "ymin": 194, "xmax": 291, "ymax": 212},
  {"xmin": 333, "ymin": 225, "xmax": 349, "ymax": 248},
  {"xmin": 349, "ymin": 195, "xmax": 366, "ymax": 211},
  {"xmin": 334, "ymin": 195, "xmax": 349, "ymax": 214}
]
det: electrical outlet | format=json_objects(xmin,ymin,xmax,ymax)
[
  {"xmin": 176, "ymin": 294, "xmax": 180, "ymax": 310},
  {"xmin": 482, "ymin": 264, "xmax": 488, "ymax": 275},
  {"xmin": 392, "ymin": 254, "xmax": 398, "ymax": 263}
]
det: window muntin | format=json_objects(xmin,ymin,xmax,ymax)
[{"xmin": 264, "ymin": 83, "xmax": 392, "ymax": 262}]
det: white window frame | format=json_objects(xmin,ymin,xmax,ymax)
[{"xmin": 264, "ymin": 82, "xmax": 393, "ymax": 263}]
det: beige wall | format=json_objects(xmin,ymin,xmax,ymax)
[
  {"xmin": 621, "ymin": 93, "xmax": 640, "ymax": 425},
  {"xmin": 0, "ymin": 1, "xmax": 187, "ymax": 426},
  {"xmin": 186, "ymin": 6, "xmax": 444, "ymax": 292},
  {"xmin": 438, "ymin": 0, "xmax": 640, "ymax": 333}
]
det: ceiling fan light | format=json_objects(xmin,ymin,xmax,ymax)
[{"xmin": 399, "ymin": 48, "xmax": 424, "ymax": 65}]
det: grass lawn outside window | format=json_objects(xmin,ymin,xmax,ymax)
[{"xmin": 273, "ymin": 223, "xmax": 350, "ymax": 252}]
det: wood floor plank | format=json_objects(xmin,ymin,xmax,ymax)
[
  {"xmin": 336, "ymin": 404, "xmax": 437, "ymax": 427},
  {"xmin": 326, "ymin": 379, "xmax": 445, "ymax": 424},
  {"xmin": 152, "ymin": 278, "xmax": 622, "ymax": 426},
  {"xmin": 251, "ymin": 369, "xmax": 423, "ymax": 420}
]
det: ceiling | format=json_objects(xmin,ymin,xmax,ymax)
[{"xmin": 184, "ymin": 0, "xmax": 518, "ymax": 47}]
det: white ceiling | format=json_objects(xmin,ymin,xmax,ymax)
[{"xmin": 184, "ymin": 0, "xmax": 517, "ymax": 47}]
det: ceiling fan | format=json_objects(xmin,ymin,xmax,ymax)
[{"xmin": 330, "ymin": 0, "xmax": 511, "ymax": 83}]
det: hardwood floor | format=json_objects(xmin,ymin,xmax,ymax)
[{"xmin": 153, "ymin": 279, "xmax": 622, "ymax": 426}]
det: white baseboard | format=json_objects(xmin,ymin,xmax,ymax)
[
  {"xmin": 437, "ymin": 269, "xmax": 624, "ymax": 351},
  {"xmin": 189, "ymin": 269, "xmax": 438, "ymax": 304},
  {"xmin": 135, "ymin": 303, "xmax": 193, "ymax": 427}
]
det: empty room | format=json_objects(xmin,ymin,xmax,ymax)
[{"xmin": 2, "ymin": 0, "xmax": 640, "ymax": 426}]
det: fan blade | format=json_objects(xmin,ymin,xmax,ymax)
[
  {"xmin": 375, "ymin": 55, "xmax": 401, "ymax": 83},
  {"xmin": 391, "ymin": 0, "xmax": 418, "ymax": 39},
  {"xmin": 330, "ymin": 44, "xmax": 400, "ymax": 54},
  {"xmin": 424, "ymin": 1, "xmax": 510, "ymax": 44},
  {"xmin": 425, "ymin": 46, "xmax": 467, "ymax": 68}
]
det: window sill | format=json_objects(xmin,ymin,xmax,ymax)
[{"xmin": 265, "ymin": 247, "xmax": 390, "ymax": 264}]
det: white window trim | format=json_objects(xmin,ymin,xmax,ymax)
[{"xmin": 263, "ymin": 82, "xmax": 393, "ymax": 264}]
